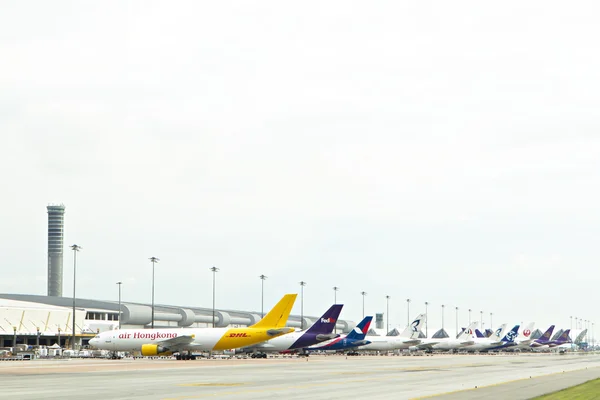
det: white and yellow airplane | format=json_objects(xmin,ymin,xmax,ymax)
[{"xmin": 89, "ymin": 294, "xmax": 297, "ymax": 357}]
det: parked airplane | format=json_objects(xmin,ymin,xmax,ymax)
[
  {"xmin": 358, "ymin": 314, "xmax": 426, "ymax": 352},
  {"xmin": 530, "ymin": 325, "xmax": 555, "ymax": 349},
  {"xmin": 236, "ymin": 304, "xmax": 343, "ymax": 356},
  {"xmin": 462, "ymin": 324, "xmax": 519, "ymax": 352},
  {"xmin": 306, "ymin": 316, "xmax": 373, "ymax": 352},
  {"xmin": 413, "ymin": 322, "xmax": 479, "ymax": 351},
  {"xmin": 548, "ymin": 329, "xmax": 572, "ymax": 348},
  {"xmin": 502, "ymin": 322, "xmax": 536, "ymax": 351},
  {"xmin": 89, "ymin": 294, "xmax": 297, "ymax": 359}
]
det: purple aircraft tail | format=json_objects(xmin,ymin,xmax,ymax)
[
  {"xmin": 538, "ymin": 325, "xmax": 555, "ymax": 343},
  {"xmin": 305, "ymin": 304, "xmax": 343, "ymax": 334},
  {"xmin": 475, "ymin": 329, "xmax": 485, "ymax": 338},
  {"xmin": 556, "ymin": 329, "xmax": 571, "ymax": 344}
]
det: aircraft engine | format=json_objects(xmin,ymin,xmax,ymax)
[{"xmin": 140, "ymin": 344, "xmax": 171, "ymax": 356}]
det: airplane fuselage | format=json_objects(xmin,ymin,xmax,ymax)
[{"xmin": 90, "ymin": 327, "xmax": 291, "ymax": 352}]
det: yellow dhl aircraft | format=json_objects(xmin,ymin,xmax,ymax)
[{"xmin": 89, "ymin": 294, "xmax": 297, "ymax": 357}]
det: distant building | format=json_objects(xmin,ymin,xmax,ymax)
[{"xmin": 0, "ymin": 293, "xmax": 354, "ymax": 349}]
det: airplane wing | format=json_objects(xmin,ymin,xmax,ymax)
[
  {"xmin": 267, "ymin": 328, "xmax": 294, "ymax": 336},
  {"xmin": 158, "ymin": 335, "xmax": 197, "ymax": 348},
  {"xmin": 415, "ymin": 342, "xmax": 439, "ymax": 350},
  {"xmin": 402, "ymin": 339, "xmax": 421, "ymax": 346},
  {"xmin": 246, "ymin": 342, "xmax": 276, "ymax": 349},
  {"xmin": 460, "ymin": 341, "xmax": 475, "ymax": 346}
]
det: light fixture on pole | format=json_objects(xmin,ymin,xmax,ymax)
[
  {"xmin": 406, "ymin": 299, "xmax": 411, "ymax": 326},
  {"xmin": 361, "ymin": 291, "xmax": 367, "ymax": 318},
  {"xmin": 149, "ymin": 257, "xmax": 159, "ymax": 329},
  {"xmin": 441, "ymin": 304, "xmax": 445, "ymax": 331},
  {"xmin": 386, "ymin": 295, "xmax": 391, "ymax": 334},
  {"xmin": 570, "ymin": 316, "xmax": 573, "ymax": 332},
  {"xmin": 333, "ymin": 286, "xmax": 340, "ymax": 334},
  {"xmin": 490, "ymin": 312, "xmax": 493, "ymax": 329},
  {"xmin": 210, "ymin": 266, "xmax": 219, "ymax": 327},
  {"xmin": 425, "ymin": 301, "xmax": 429, "ymax": 337},
  {"xmin": 469, "ymin": 308, "xmax": 472, "ymax": 325},
  {"xmin": 259, "ymin": 275, "xmax": 267, "ymax": 317},
  {"xmin": 455, "ymin": 306, "xmax": 459, "ymax": 337},
  {"xmin": 299, "ymin": 281, "xmax": 307, "ymax": 329},
  {"xmin": 116, "ymin": 281, "xmax": 122, "ymax": 329},
  {"xmin": 70, "ymin": 244, "xmax": 82, "ymax": 350},
  {"xmin": 480, "ymin": 310, "xmax": 483, "ymax": 332}
]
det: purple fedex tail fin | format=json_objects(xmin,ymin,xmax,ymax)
[{"xmin": 305, "ymin": 304, "xmax": 343, "ymax": 334}]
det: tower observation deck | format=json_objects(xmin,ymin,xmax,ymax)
[{"xmin": 47, "ymin": 204, "xmax": 65, "ymax": 297}]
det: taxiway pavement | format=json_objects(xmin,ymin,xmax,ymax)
[{"xmin": 1, "ymin": 353, "xmax": 599, "ymax": 400}]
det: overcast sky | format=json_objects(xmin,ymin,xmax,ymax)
[{"xmin": 1, "ymin": 1, "xmax": 599, "ymax": 333}]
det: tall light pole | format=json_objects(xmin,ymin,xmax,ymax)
[
  {"xmin": 386, "ymin": 295, "xmax": 390, "ymax": 333},
  {"xmin": 149, "ymin": 257, "xmax": 159, "ymax": 329},
  {"xmin": 116, "ymin": 281, "xmax": 122, "ymax": 329},
  {"xmin": 490, "ymin": 312, "xmax": 493, "ymax": 329},
  {"xmin": 570, "ymin": 316, "xmax": 573, "ymax": 333},
  {"xmin": 333, "ymin": 286, "xmax": 339, "ymax": 334},
  {"xmin": 259, "ymin": 275, "xmax": 267, "ymax": 317},
  {"xmin": 70, "ymin": 244, "xmax": 82, "ymax": 350},
  {"xmin": 468, "ymin": 308, "xmax": 472, "ymax": 325},
  {"xmin": 425, "ymin": 301, "xmax": 429, "ymax": 337},
  {"xmin": 480, "ymin": 310, "xmax": 483, "ymax": 332},
  {"xmin": 441, "ymin": 304, "xmax": 445, "ymax": 331},
  {"xmin": 299, "ymin": 281, "xmax": 306, "ymax": 329},
  {"xmin": 361, "ymin": 291, "xmax": 367, "ymax": 318},
  {"xmin": 406, "ymin": 299, "xmax": 411, "ymax": 326},
  {"xmin": 455, "ymin": 306, "xmax": 459, "ymax": 338},
  {"xmin": 210, "ymin": 267, "xmax": 219, "ymax": 327}
]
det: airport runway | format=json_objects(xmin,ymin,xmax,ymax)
[{"xmin": 1, "ymin": 353, "xmax": 600, "ymax": 400}]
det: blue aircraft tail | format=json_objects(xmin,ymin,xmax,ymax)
[
  {"xmin": 475, "ymin": 329, "xmax": 485, "ymax": 338},
  {"xmin": 346, "ymin": 316, "xmax": 373, "ymax": 340},
  {"xmin": 501, "ymin": 325, "xmax": 520, "ymax": 342}
]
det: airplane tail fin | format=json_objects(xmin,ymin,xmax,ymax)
[
  {"xmin": 538, "ymin": 325, "xmax": 555, "ymax": 343},
  {"xmin": 519, "ymin": 322, "xmax": 535, "ymax": 339},
  {"xmin": 251, "ymin": 294, "xmax": 297, "ymax": 329},
  {"xmin": 346, "ymin": 316, "xmax": 373, "ymax": 340},
  {"xmin": 305, "ymin": 304, "xmax": 343, "ymax": 334},
  {"xmin": 399, "ymin": 314, "xmax": 426, "ymax": 338},
  {"xmin": 492, "ymin": 324, "xmax": 507, "ymax": 341},
  {"xmin": 457, "ymin": 322, "xmax": 478, "ymax": 340},
  {"xmin": 501, "ymin": 325, "xmax": 520, "ymax": 342},
  {"xmin": 557, "ymin": 329, "xmax": 571, "ymax": 343},
  {"xmin": 475, "ymin": 329, "xmax": 485, "ymax": 338}
]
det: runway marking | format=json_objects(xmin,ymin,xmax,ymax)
[
  {"xmin": 179, "ymin": 383, "xmax": 245, "ymax": 387},
  {"xmin": 409, "ymin": 366, "xmax": 600, "ymax": 399}
]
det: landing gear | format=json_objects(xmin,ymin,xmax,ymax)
[
  {"xmin": 175, "ymin": 352, "xmax": 197, "ymax": 360},
  {"xmin": 250, "ymin": 353, "xmax": 267, "ymax": 358}
]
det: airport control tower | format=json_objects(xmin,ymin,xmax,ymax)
[{"xmin": 47, "ymin": 204, "xmax": 65, "ymax": 297}]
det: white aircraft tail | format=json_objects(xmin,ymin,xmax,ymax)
[
  {"xmin": 457, "ymin": 322, "xmax": 479, "ymax": 340},
  {"xmin": 491, "ymin": 323, "xmax": 507, "ymax": 341},
  {"xmin": 400, "ymin": 314, "xmax": 426, "ymax": 339},
  {"xmin": 519, "ymin": 322, "xmax": 535, "ymax": 340}
]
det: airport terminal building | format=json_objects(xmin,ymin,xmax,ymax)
[{"xmin": 0, "ymin": 293, "xmax": 354, "ymax": 349}]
